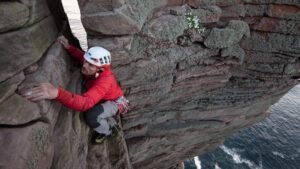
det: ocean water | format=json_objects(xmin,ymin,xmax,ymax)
[
  {"xmin": 61, "ymin": 1, "xmax": 300, "ymax": 168},
  {"xmin": 185, "ymin": 85, "xmax": 300, "ymax": 169}
]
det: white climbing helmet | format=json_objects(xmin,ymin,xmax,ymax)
[{"xmin": 84, "ymin": 46, "xmax": 111, "ymax": 67}]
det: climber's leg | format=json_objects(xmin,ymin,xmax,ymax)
[{"xmin": 84, "ymin": 101, "xmax": 118, "ymax": 136}]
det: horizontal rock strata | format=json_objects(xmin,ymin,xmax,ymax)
[{"xmin": 78, "ymin": 0, "xmax": 300, "ymax": 168}]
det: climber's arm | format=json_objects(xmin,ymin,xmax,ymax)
[{"xmin": 57, "ymin": 35, "xmax": 84, "ymax": 64}]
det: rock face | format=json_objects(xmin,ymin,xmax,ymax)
[{"xmin": 0, "ymin": 0, "xmax": 299, "ymax": 169}]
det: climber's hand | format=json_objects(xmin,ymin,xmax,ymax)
[
  {"xmin": 20, "ymin": 83, "xmax": 58, "ymax": 101},
  {"xmin": 57, "ymin": 35, "xmax": 70, "ymax": 49}
]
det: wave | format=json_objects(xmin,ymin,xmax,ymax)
[
  {"xmin": 215, "ymin": 163, "xmax": 222, "ymax": 169},
  {"xmin": 220, "ymin": 145, "xmax": 262, "ymax": 169},
  {"xmin": 272, "ymin": 151, "xmax": 285, "ymax": 158},
  {"xmin": 194, "ymin": 156, "xmax": 201, "ymax": 169}
]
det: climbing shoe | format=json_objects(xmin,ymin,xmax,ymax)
[{"xmin": 92, "ymin": 133, "xmax": 106, "ymax": 144}]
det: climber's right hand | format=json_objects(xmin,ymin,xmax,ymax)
[
  {"xmin": 19, "ymin": 83, "xmax": 59, "ymax": 102},
  {"xmin": 57, "ymin": 35, "xmax": 70, "ymax": 49}
]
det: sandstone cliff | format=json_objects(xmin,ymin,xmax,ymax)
[{"xmin": 0, "ymin": 0, "xmax": 299, "ymax": 169}]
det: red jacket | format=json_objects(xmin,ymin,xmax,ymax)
[{"xmin": 55, "ymin": 45, "xmax": 124, "ymax": 112}]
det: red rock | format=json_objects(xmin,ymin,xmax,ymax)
[
  {"xmin": 24, "ymin": 63, "xmax": 39, "ymax": 75},
  {"xmin": 254, "ymin": 17, "xmax": 280, "ymax": 31},
  {"xmin": 79, "ymin": 0, "xmax": 124, "ymax": 13},
  {"xmin": 217, "ymin": 0, "xmax": 243, "ymax": 7},
  {"xmin": 186, "ymin": 0, "xmax": 201, "ymax": 8},
  {"xmin": 221, "ymin": 4, "xmax": 246, "ymax": 18},
  {"xmin": 0, "ymin": 17, "xmax": 57, "ymax": 82},
  {"xmin": 166, "ymin": 0, "xmax": 185, "ymax": 6},
  {"xmin": 268, "ymin": 4, "xmax": 300, "ymax": 19},
  {"xmin": 1, "ymin": 0, "xmax": 300, "ymax": 169},
  {"xmin": 0, "ymin": 2, "xmax": 29, "ymax": 33},
  {"xmin": 0, "ymin": 123, "xmax": 52, "ymax": 169},
  {"xmin": 193, "ymin": 6, "xmax": 222, "ymax": 23},
  {"xmin": 244, "ymin": 4, "xmax": 268, "ymax": 17},
  {"xmin": 0, "ymin": 94, "xmax": 40, "ymax": 125},
  {"xmin": 245, "ymin": 17, "xmax": 300, "ymax": 35},
  {"xmin": 0, "ymin": 72, "xmax": 25, "ymax": 104},
  {"xmin": 88, "ymin": 36, "xmax": 133, "ymax": 51},
  {"xmin": 244, "ymin": 17, "xmax": 261, "ymax": 26},
  {"xmin": 82, "ymin": 8, "xmax": 140, "ymax": 35}
]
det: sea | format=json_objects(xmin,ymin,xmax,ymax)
[
  {"xmin": 184, "ymin": 85, "xmax": 300, "ymax": 169},
  {"xmin": 62, "ymin": 1, "xmax": 300, "ymax": 168}
]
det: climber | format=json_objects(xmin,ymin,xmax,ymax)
[{"xmin": 20, "ymin": 35, "xmax": 129, "ymax": 144}]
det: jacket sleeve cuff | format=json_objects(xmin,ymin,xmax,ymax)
[{"xmin": 55, "ymin": 87, "xmax": 69, "ymax": 102}]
